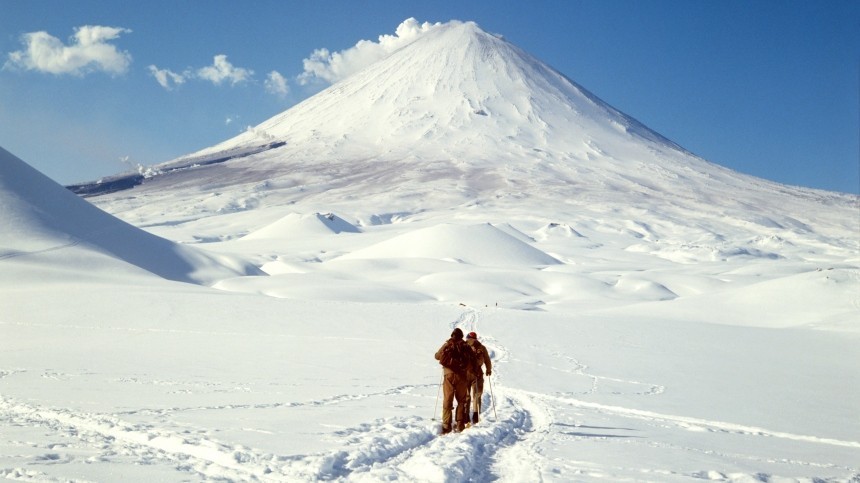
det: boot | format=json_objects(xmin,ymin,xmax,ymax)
[
  {"xmin": 472, "ymin": 412, "xmax": 479, "ymax": 424},
  {"xmin": 440, "ymin": 424, "xmax": 452, "ymax": 435}
]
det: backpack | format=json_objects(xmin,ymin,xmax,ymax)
[
  {"xmin": 439, "ymin": 339, "xmax": 473, "ymax": 373},
  {"xmin": 471, "ymin": 343, "xmax": 486, "ymax": 368}
]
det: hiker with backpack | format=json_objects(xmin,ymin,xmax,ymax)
[
  {"xmin": 465, "ymin": 331, "xmax": 492, "ymax": 424},
  {"xmin": 434, "ymin": 328, "xmax": 476, "ymax": 434}
]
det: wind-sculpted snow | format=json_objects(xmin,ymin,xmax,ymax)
[
  {"xmin": 242, "ymin": 212, "xmax": 361, "ymax": 240},
  {"xmin": 0, "ymin": 146, "xmax": 262, "ymax": 284},
  {"xmin": 336, "ymin": 223, "xmax": 560, "ymax": 267}
]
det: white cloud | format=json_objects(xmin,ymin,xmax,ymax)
[
  {"xmin": 148, "ymin": 65, "xmax": 187, "ymax": 90},
  {"xmin": 148, "ymin": 55, "xmax": 257, "ymax": 91},
  {"xmin": 298, "ymin": 17, "xmax": 440, "ymax": 85},
  {"xmin": 265, "ymin": 70, "xmax": 289, "ymax": 97},
  {"xmin": 197, "ymin": 54, "xmax": 253, "ymax": 85},
  {"xmin": 4, "ymin": 25, "xmax": 132, "ymax": 76}
]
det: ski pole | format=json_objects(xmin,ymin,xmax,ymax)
[
  {"xmin": 433, "ymin": 374, "xmax": 443, "ymax": 420},
  {"xmin": 488, "ymin": 374, "xmax": 497, "ymax": 421}
]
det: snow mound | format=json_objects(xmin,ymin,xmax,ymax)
[
  {"xmin": 534, "ymin": 222, "xmax": 585, "ymax": 240},
  {"xmin": 630, "ymin": 267, "xmax": 860, "ymax": 330},
  {"xmin": 612, "ymin": 274, "xmax": 678, "ymax": 301},
  {"xmin": 336, "ymin": 223, "xmax": 560, "ymax": 267},
  {"xmin": 242, "ymin": 212, "xmax": 360, "ymax": 240},
  {"xmin": 0, "ymin": 146, "xmax": 262, "ymax": 285}
]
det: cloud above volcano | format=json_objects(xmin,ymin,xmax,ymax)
[{"xmin": 298, "ymin": 18, "xmax": 441, "ymax": 85}]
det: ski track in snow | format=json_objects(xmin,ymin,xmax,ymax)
[
  {"xmin": 0, "ymin": 309, "xmax": 531, "ymax": 483},
  {"xmin": 528, "ymin": 390, "xmax": 860, "ymax": 450},
  {"xmin": 0, "ymin": 393, "xmax": 272, "ymax": 481},
  {"xmin": 111, "ymin": 384, "xmax": 433, "ymax": 418},
  {"xmin": 0, "ymin": 389, "xmax": 531, "ymax": 482},
  {"xmin": 2, "ymin": 307, "xmax": 858, "ymax": 481},
  {"xmin": 448, "ymin": 306, "xmax": 860, "ymax": 481},
  {"xmin": 0, "ymin": 307, "xmax": 528, "ymax": 482},
  {"xmin": 542, "ymin": 350, "xmax": 666, "ymax": 397}
]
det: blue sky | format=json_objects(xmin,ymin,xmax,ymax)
[{"xmin": 1, "ymin": 1, "xmax": 858, "ymax": 194}]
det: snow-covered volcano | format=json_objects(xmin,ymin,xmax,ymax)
[
  {"xmin": 80, "ymin": 20, "xmax": 856, "ymax": 263},
  {"xmin": 186, "ymin": 20, "xmax": 681, "ymax": 161},
  {"xmin": 137, "ymin": 19, "xmax": 714, "ymax": 201}
]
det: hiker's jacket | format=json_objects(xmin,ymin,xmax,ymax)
[{"xmin": 466, "ymin": 338, "xmax": 492, "ymax": 378}]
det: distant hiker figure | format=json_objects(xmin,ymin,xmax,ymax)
[
  {"xmin": 435, "ymin": 328, "xmax": 475, "ymax": 434},
  {"xmin": 465, "ymin": 331, "xmax": 492, "ymax": 424}
]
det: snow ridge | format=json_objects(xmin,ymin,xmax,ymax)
[{"xmin": 0, "ymin": 146, "xmax": 261, "ymax": 284}]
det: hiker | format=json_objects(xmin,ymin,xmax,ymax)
[
  {"xmin": 465, "ymin": 331, "xmax": 492, "ymax": 424},
  {"xmin": 434, "ymin": 328, "xmax": 475, "ymax": 433}
]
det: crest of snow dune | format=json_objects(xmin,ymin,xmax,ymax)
[
  {"xmin": 242, "ymin": 212, "xmax": 360, "ymax": 240},
  {"xmin": 336, "ymin": 223, "xmax": 560, "ymax": 267},
  {"xmin": 298, "ymin": 17, "xmax": 441, "ymax": 85},
  {"xmin": 0, "ymin": 146, "xmax": 262, "ymax": 284}
]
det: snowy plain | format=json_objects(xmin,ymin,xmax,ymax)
[{"xmin": 2, "ymin": 19, "xmax": 860, "ymax": 483}]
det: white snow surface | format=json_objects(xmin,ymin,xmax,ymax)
[{"xmin": 2, "ymin": 19, "xmax": 860, "ymax": 483}]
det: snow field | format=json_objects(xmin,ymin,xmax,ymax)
[{"xmin": 3, "ymin": 267, "xmax": 857, "ymax": 482}]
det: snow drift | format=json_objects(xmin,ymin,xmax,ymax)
[
  {"xmin": 0, "ymin": 146, "xmax": 261, "ymax": 285},
  {"xmin": 242, "ymin": 212, "xmax": 360, "ymax": 240},
  {"xmin": 336, "ymin": 223, "xmax": 559, "ymax": 267}
]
